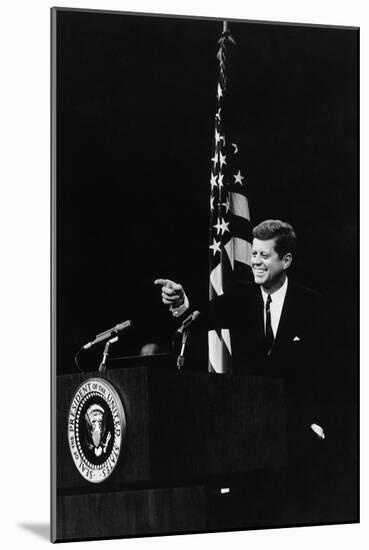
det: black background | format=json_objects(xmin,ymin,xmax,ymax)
[
  {"xmin": 55, "ymin": 8, "xmax": 358, "ymax": 528},
  {"xmin": 56, "ymin": 10, "xmax": 358, "ymax": 383}
]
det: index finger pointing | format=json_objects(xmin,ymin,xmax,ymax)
[{"xmin": 154, "ymin": 278, "xmax": 169, "ymax": 287}]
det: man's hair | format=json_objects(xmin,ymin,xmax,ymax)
[{"xmin": 252, "ymin": 220, "xmax": 296, "ymax": 258}]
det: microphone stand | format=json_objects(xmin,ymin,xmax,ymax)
[
  {"xmin": 176, "ymin": 329, "xmax": 189, "ymax": 371},
  {"xmin": 174, "ymin": 311, "xmax": 200, "ymax": 371},
  {"xmin": 98, "ymin": 336, "xmax": 119, "ymax": 373}
]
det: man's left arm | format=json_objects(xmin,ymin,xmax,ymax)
[{"xmin": 308, "ymin": 291, "xmax": 329, "ymax": 440}]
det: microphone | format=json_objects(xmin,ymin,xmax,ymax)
[
  {"xmin": 82, "ymin": 320, "xmax": 132, "ymax": 349},
  {"xmin": 177, "ymin": 311, "xmax": 201, "ymax": 334}
]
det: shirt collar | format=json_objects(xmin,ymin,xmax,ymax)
[{"xmin": 260, "ymin": 276, "xmax": 288, "ymax": 306}]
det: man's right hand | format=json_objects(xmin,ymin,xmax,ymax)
[{"xmin": 154, "ymin": 279, "xmax": 185, "ymax": 309}]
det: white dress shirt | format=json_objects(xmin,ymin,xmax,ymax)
[{"xmin": 260, "ymin": 277, "xmax": 288, "ymax": 338}]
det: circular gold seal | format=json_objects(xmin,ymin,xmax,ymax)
[{"xmin": 68, "ymin": 378, "xmax": 126, "ymax": 483}]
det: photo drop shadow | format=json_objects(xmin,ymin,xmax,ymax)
[{"xmin": 18, "ymin": 523, "xmax": 49, "ymax": 541}]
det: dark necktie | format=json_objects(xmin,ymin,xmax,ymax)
[{"xmin": 265, "ymin": 294, "xmax": 274, "ymax": 355}]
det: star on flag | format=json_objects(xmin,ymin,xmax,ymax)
[
  {"xmin": 219, "ymin": 151, "xmax": 227, "ymax": 168},
  {"xmin": 219, "ymin": 218, "xmax": 229, "ymax": 234},
  {"xmin": 211, "ymin": 153, "xmax": 218, "ymax": 166},
  {"xmin": 213, "ymin": 217, "xmax": 230, "ymax": 236},
  {"xmin": 234, "ymin": 170, "xmax": 244, "ymax": 185},
  {"xmin": 221, "ymin": 198, "xmax": 230, "ymax": 213},
  {"xmin": 213, "ymin": 218, "xmax": 222, "ymax": 235},
  {"xmin": 209, "ymin": 238, "xmax": 221, "ymax": 256}
]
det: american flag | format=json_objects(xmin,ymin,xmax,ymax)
[{"xmin": 208, "ymin": 26, "xmax": 252, "ymax": 374}]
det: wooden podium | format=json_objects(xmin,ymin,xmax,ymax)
[{"xmin": 55, "ymin": 357, "xmax": 287, "ymax": 541}]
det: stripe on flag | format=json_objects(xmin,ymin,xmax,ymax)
[{"xmin": 231, "ymin": 192, "xmax": 250, "ymax": 220}]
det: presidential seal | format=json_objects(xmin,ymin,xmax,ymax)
[{"xmin": 68, "ymin": 378, "xmax": 126, "ymax": 483}]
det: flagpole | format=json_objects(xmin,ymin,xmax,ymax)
[{"xmin": 209, "ymin": 20, "xmax": 251, "ymax": 373}]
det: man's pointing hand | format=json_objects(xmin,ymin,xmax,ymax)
[{"xmin": 154, "ymin": 279, "xmax": 185, "ymax": 309}]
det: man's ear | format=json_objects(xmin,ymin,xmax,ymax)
[{"xmin": 282, "ymin": 253, "xmax": 293, "ymax": 270}]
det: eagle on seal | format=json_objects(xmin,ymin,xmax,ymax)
[{"xmin": 85, "ymin": 403, "xmax": 111, "ymax": 457}]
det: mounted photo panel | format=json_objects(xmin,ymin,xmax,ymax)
[{"xmin": 51, "ymin": 7, "xmax": 359, "ymax": 542}]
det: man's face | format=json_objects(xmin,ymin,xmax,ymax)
[{"xmin": 251, "ymin": 238, "xmax": 291, "ymax": 290}]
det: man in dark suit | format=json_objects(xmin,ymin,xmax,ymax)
[
  {"xmin": 155, "ymin": 219, "xmax": 325, "ymax": 438},
  {"xmin": 155, "ymin": 219, "xmax": 326, "ymax": 524}
]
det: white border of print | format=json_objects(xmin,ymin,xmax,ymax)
[{"xmin": 0, "ymin": 0, "xmax": 365, "ymax": 549}]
